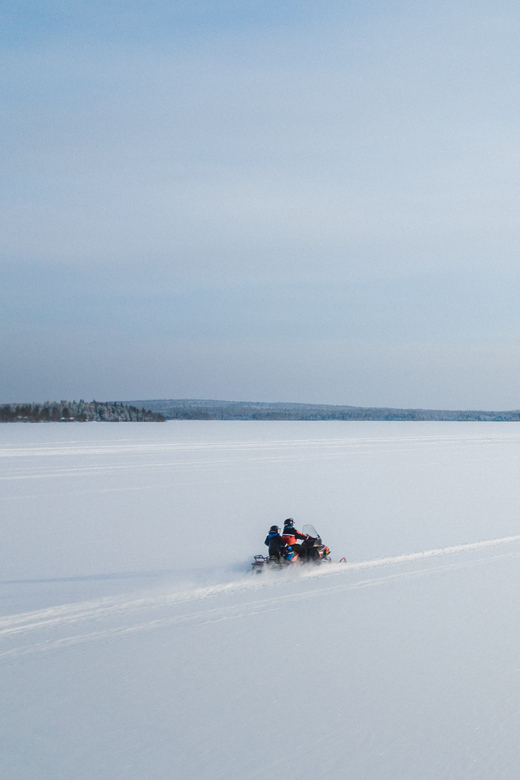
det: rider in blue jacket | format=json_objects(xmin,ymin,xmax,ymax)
[{"xmin": 264, "ymin": 526, "xmax": 287, "ymax": 561}]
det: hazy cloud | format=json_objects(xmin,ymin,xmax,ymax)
[{"xmin": 2, "ymin": 1, "xmax": 520, "ymax": 405}]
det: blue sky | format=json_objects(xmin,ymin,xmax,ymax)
[{"xmin": 2, "ymin": 1, "xmax": 520, "ymax": 407}]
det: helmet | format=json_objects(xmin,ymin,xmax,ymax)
[
  {"xmin": 284, "ymin": 518, "xmax": 294, "ymax": 527},
  {"xmin": 269, "ymin": 525, "xmax": 280, "ymax": 533}
]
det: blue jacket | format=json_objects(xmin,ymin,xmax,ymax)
[{"xmin": 265, "ymin": 531, "xmax": 287, "ymax": 558}]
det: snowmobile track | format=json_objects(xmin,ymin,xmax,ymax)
[{"xmin": 2, "ymin": 533, "xmax": 520, "ymax": 664}]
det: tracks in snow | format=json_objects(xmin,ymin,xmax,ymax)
[{"xmin": 2, "ymin": 533, "xmax": 520, "ymax": 664}]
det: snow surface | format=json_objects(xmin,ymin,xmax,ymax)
[{"xmin": 2, "ymin": 421, "xmax": 520, "ymax": 779}]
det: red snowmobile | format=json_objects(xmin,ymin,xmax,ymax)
[{"xmin": 251, "ymin": 525, "xmax": 332, "ymax": 573}]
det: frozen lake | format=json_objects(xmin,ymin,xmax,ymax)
[{"xmin": 2, "ymin": 421, "xmax": 520, "ymax": 778}]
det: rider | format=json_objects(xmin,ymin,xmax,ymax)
[
  {"xmin": 264, "ymin": 525, "xmax": 287, "ymax": 561},
  {"xmin": 281, "ymin": 518, "xmax": 309, "ymax": 561}
]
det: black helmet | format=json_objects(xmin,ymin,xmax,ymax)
[
  {"xmin": 284, "ymin": 518, "xmax": 294, "ymax": 527},
  {"xmin": 269, "ymin": 525, "xmax": 280, "ymax": 533}
]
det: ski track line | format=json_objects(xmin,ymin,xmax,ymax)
[
  {"xmin": 0, "ymin": 446, "xmax": 449, "ymax": 481},
  {"xmin": 336, "ymin": 534, "xmax": 520, "ymax": 573},
  {"xmin": 0, "ymin": 580, "xmax": 264, "ymax": 635},
  {"xmin": 2, "ymin": 549, "xmax": 520, "ymax": 665},
  {"xmin": 4, "ymin": 433, "xmax": 520, "ymax": 484},
  {"xmin": 2, "ymin": 533, "xmax": 520, "ymax": 639},
  {"xmin": 2, "ymin": 430, "xmax": 518, "ymax": 462},
  {"xmin": 2, "ymin": 535, "xmax": 520, "ymax": 664},
  {"xmin": 0, "ymin": 444, "xmax": 509, "ymax": 483},
  {"xmin": 0, "ymin": 449, "xmax": 413, "ymax": 481}
]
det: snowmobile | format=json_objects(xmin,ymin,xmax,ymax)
[{"xmin": 251, "ymin": 525, "xmax": 332, "ymax": 574}]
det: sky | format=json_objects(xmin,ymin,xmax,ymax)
[{"xmin": 2, "ymin": 0, "xmax": 520, "ymax": 409}]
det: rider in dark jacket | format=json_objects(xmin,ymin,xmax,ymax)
[
  {"xmin": 282, "ymin": 518, "xmax": 307, "ymax": 541},
  {"xmin": 281, "ymin": 518, "xmax": 308, "ymax": 560},
  {"xmin": 264, "ymin": 526, "xmax": 287, "ymax": 561}
]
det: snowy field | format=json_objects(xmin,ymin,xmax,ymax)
[{"xmin": 2, "ymin": 421, "xmax": 520, "ymax": 779}]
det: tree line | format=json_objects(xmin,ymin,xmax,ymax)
[
  {"xmin": 124, "ymin": 399, "xmax": 520, "ymax": 422},
  {"xmin": 0, "ymin": 400, "xmax": 165, "ymax": 423}
]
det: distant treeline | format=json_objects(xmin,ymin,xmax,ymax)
[
  {"xmin": 124, "ymin": 399, "xmax": 520, "ymax": 422},
  {"xmin": 1, "ymin": 400, "xmax": 166, "ymax": 423}
]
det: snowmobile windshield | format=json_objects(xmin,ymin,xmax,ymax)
[{"xmin": 303, "ymin": 524, "xmax": 320, "ymax": 540}]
